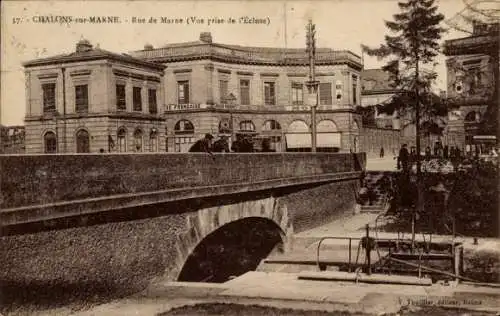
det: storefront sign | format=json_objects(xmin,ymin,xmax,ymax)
[{"xmin": 166, "ymin": 103, "xmax": 205, "ymax": 111}]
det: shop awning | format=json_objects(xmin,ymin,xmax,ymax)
[
  {"xmin": 285, "ymin": 132, "xmax": 341, "ymax": 148},
  {"xmin": 286, "ymin": 133, "xmax": 311, "ymax": 148}
]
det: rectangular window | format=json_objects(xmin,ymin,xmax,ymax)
[
  {"xmin": 352, "ymin": 76, "xmax": 358, "ymax": 105},
  {"xmin": 219, "ymin": 80, "xmax": 229, "ymax": 103},
  {"xmin": 291, "ymin": 82, "xmax": 303, "ymax": 105},
  {"xmin": 319, "ymin": 82, "xmax": 332, "ymax": 105},
  {"xmin": 264, "ymin": 82, "xmax": 276, "ymax": 105},
  {"xmin": 240, "ymin": 79, "xmax": 250, "ymax": 105},
  {"xmin": 133, "ymin": 87, "xmax": 142, "ymax": 111},
  {"xmin": 148, "ymin": 89, "xmax": 157, "ymax": 114},
  {"xmin": 116, "ymin": 84, "xmax": 126, "ymax": 111},
  {"xmin": 75, "ymin": 84, "xmax": 89, "ymax": 112},
  {"xmin": 42, "ymin": 83, "xmax": 56, "ymax": 113},
  {"xmin": 177, "ymin": 81, "xmax": 190, "ymax": 104}
]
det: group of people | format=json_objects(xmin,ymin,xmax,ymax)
[
  {"xmin": 395, "ymin": 141, "xmax": 493, "ymax": 172},
  {"xmin": 188, "ymin": 133, "xmax": 274, "ymax": 154}
]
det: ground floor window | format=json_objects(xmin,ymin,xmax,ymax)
[
  {"xmin": 76, "ymin": 129, "xmax": 90, "ymax": 153},
  {"xmin": 117, "ymin": 128, "xmax": 127, "ymax": 152},
  {"xmin": 175, "ymin": 136, "xmax": 196, "ymax": 152},
  {"xmin": 134, "ymin": 129, "xmax": 143, "ymax": 152},
  {"xmin": 149, "ymin": 129, "xmax": 158, "ymax": 152},
  {"xmin": 44, "ymin": 131, "xmax": 57, "ymax": 153}
]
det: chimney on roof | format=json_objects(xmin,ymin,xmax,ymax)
[
  {"xmin": 76, "ymin": 38, "xmax": 93, "ymax": 53},
  {"xmin": 144, "ymin": 43, "xmax": 154, "ymax": 50},
  {"xmin": 200, "ymin": 32, "xmax": 212, "ymax": 43}
]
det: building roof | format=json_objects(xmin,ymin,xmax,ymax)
[
  {"xmin": 361, "ymin": 68, "xmax": 397, "ymax": 94},
  {"xmin": 444, "ymin": 22, "xmax": 499, "ymax": 56},
  {"xmin": 130, "ymin": 33, "xmax": 363, "ymax": 69},
  {"xmin": 23, "ymin": 40, "xmax": 165, "ymax": 71}
]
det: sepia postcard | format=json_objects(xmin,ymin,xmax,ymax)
[{"xmin": 1, "ymin": 0, "xmax": 499, "ymax": 315}]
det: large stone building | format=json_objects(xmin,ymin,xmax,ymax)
[
  {"xmin": 23, "ymin": 39, "xmax": 165, "ymax": 153},
  {"xmin": 443, "ymin": 21, "xmax": 499, "ymax": 152},
  {"xmin": 23, "ymin": 33, "xmax": 363, "ymax": 153}
]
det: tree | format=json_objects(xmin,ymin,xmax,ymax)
[
  {"xmin": 362, "ymin": 0, "xmax": 446, "ymax": 173},
  {"xmin": 362, "ymin": 0, "xmax": 445, "ymax": 247}
]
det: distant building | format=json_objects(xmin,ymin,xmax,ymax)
[
  {"xmin": 443, "ymin": 21, "xmax": 499, "ymax": 152},
  {"xmin": 360, "ymin": 69, "xmax": 400, "ymax": 129},
  {"xmin": 23, "ymin": 33, "xmax": 364, "ymax": 153},
  {"xmin": 1, "ymin": 125, "xmax": 25, "ymax": 154},
  {"xmin": 360, "ymin": 69, "xmax": 401, "ymax": 157}
]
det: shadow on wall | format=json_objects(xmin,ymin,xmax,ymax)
[{"xmin": 177, "ymin": 217, "xmax": 284, "ymax": 283}]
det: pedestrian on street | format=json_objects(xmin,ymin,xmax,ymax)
[
  {"xmin": 425, "ymin": 146, "xmax": 432, "ymax": 160},
  {"xmin": 397, "ymin": 144, "xmax": 409, "ymax": 172},
  {"xmin": 380, "ymin": 147, "xmax": 384, "ymax": 158}
]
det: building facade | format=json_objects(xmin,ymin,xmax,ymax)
[
  {"xmin": 23, "ymin": 39, "xmax": 166, "ymax": 154},
  {"xmin": 360, "ymin": 68, "xmax": 402, "ymax": 156},
  {"xmin": 24, "ymin": 33, "xmax": 363, "ymax": 153},
  {"xmin": 444, "ymin": 22, "xmax": 499, "ymax": 152}
]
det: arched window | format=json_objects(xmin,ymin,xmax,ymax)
[
  {"xmin": 134, "ymin": 128, "xmax": 144, "ymax": 152},
  {"xmin": 174, "ymin": 119, "xmax": 195, "ymax": 134},
  {"xmin": 149, "ymin": 128, "xmax": 158, "ymax": 152},
  {"xmin": 317, "ymin": 120, "xmax": 338, "ymax": 132},
  {"xmin": 317, "ymin": 120, "xmax": 341, "ymax": 152},
  {"xmin": 174, "ymin": 119, "xmax": 195, "ymax": 152},
  {"xmin": 239, "ymin": 120, "xmax": 255, "ymax": 132},
  {"xmin": 76, "ymin": 129, "xmax": 90, "ymax": 153},
  {"xmin": 44, "ymin": 131, "xmax": 57, "ymax": 153},
  {"xmin": 287, "ymin": 120, "xmax": 309, "ymax": 133},
  {"xmin": 117, "ymin": 127, "xmax": 127, "ymax": 152},
  {"xmin": 262, "ymin": 120, "xmax": 281, "ymax": 131},
  {"xmin": 285, "ymin": 120, "xmax": 310, "ymax": 152},
  {"xmin": 464, "ymin": 111, "xmax": 479, "ymax": 123}
]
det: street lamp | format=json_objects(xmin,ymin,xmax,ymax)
[
  {"xmin": 226, "ymin": 93, "xmax": 237, "ymax": 142},
  {"xmin": 306, "ymin": 81, "xmax": 319, "ymax": 152},
  {"xmin": 305, "ymin": 19, "xmax": 319, "ymax": 152}
]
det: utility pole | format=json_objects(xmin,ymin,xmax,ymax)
[
  {"xmin": 62, "ymin": 67, "xmax": 67, "ymax": 153},
  {"xmin": 305, "ymin": 19, "xmax": 319, "ymax": 152}
]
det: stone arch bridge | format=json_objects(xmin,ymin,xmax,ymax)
[{"xmin": 0, "ymin": 153, "xmax": 365, "ymax": 281}]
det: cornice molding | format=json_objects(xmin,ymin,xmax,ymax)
[
  {"xmin": 173, "ymin": 68, "xmax": 193, "ymax": 74},
  {"xmin": 237, "ymin": 71, "xmax": 254, "ymax": 76},
  {"xmin": 37, "ymin": 73, "xmax": 59, "ymax": 79},
  {"xmin": 70, "ymin": 70, "xmax": 92, "ymax": 76}
]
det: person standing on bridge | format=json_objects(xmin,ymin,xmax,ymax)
[{"xmin": 189, "ymin": 134, "xmax": 214, "ymax": 157}]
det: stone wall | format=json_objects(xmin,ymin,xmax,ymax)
[
  {"xmin": 361, "ymin": 126, "xmax": 401, "ymax": 157},
  {"xmin": 0, "ymin": 174, "xmax": 360, "ymax": 313},
  {"xmin": 1, "ymin": 153, "xmax": 364, "ymax": 210}
]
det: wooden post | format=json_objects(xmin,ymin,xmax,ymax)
[
  {"xmin": 454, "ymin": 245, "xmax": 464, "ymax": 283},
  {"xmin": 366, "ymin": 224, "xmax": 371, "ymax": 275}
]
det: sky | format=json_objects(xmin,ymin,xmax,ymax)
[{"xmin": 1, "ymin": 0, "xmax": 469, "ymax": 126}]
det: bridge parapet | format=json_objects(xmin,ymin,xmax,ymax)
[{"xmin": 0, "ymin": 153, "xmax": 365, "ymax": 227}]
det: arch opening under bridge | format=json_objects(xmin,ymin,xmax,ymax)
[{"xmin": 177, "ymin": 216, "xmax": 284, "ymax": 283}]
